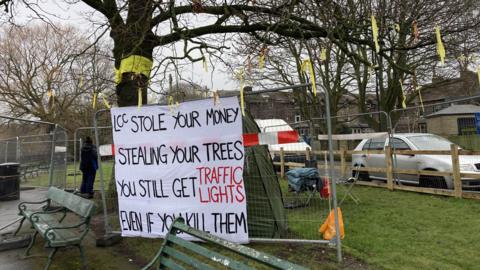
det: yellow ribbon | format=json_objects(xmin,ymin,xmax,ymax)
[
  {"xmin": 371, "ymin": 15, "xmax": 380, "ymax": 53},
  {"xmin": 320, "ymin": 48, "xmax": 327, "ymax": 61},
  {"xmin": 417, "ymin": 87, "xmax": 424, "ymax": 113},
  {"xmin": 100, "ymin": 93, "xmax": 110, "ymax": 109},
  {"xmin": 259, "ymin": 54, "xmax": 265, "ymax": 70},
  {"xmin": 394, "ymin": 23, "xmax": 400, "ymax": 33},
  {"xmin": 435, "ymin": 25, "xmax": 446, "ymax": 65},
  {"xmin": 202, "ymin": 55, "xmax": 208, "ymax": 72},
  {"xmin": 412, "ymin": 20, "xmax": 419, "ymax": 42},
  {"xmin": 168, "ymin": 96, "xmax": 175, "ymax": 114},
  {"xmin": 114, "ymin": 68, "xmax": 121, "ymax": 85},
  {"xmin": 477, "ymin": 66, "xmax": 480, "ymax": 85},
  {"xmin": 259, "ymin": 46, "xmax": 267, "ymax": 70},
  {"xmin": 399, "ymin": 80, "xmax": 407, "ymax": 109},
  {"xmin": 92, "ymin": 92, "xmax": 98, "ymax": 109},
  {"xmin": 235, "ymin": 69, "xmax": 245, "ymax": 116},
  {"xmin": 79, "ymin": 75, "xmax": 84, "ymax": 88},
  {"xmin": 116, "ymin": 55, "xmax": 153, "ymax": 85},
  {"xmin": 47, "ymin": 89, "xmax": 54, "ymax": 109},
  {"xmin": 138, "ymin": 88, "xmax": 142, "ymax": 109},
  {"xmin": 301, "ymin": 59, "xmax": 317, "ymax": 96}
]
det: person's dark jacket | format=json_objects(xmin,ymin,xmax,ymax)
[{"xmin": 80, "ymin": 143, "xmax": 98, "ymax": 173}]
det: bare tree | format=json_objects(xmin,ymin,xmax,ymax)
[
  {"xmin": 0, "ymin": 0, "xmax": 477, "ymax": 112},
  {"xmin": 0, "ymin": 23, "xmax": 114, "ymax": 131}
]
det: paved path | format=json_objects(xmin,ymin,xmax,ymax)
[
  {"xmin": 0, "ymin": 187, "xmax": 48, "ymax": 232},
  {"xmin": 0, "ymin": 187, "xmax": 47, "ymax": 270}
]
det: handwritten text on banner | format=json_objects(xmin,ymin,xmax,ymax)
[{"xmin": 110, "ymin": 97, "xmax": 248, "ymax": 243}]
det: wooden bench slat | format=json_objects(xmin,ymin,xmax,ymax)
[
  {"xmin": 17, "ymin": 187, "xmax": 96, "ymax": 270},
  {"xmin": 160, "ymin": 257, "xmax": 187, "ymax": 270},
  {"xmin": 166, "ymin": 234, "xmax": 254, "ymax": 270},
  {"xmin": 163, "ymin": 246, "xmax": 216, "ymax": 270},
  {"xmin": 47, "ymin": 187, "xmax": 95, "ymax": 218},
  {"xmin": 144, "ymin": 218, "xmax": 309, "ymax": 270},
  {"xmin": 173, "ymin": 222, "xmax": 309, "ymax": 270},
  {"xmin": 32, "ymin": 215, "xmax": 81, "ymax": 247}
]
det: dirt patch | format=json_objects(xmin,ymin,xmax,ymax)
[{"xmin": 249, "ymin": 243, "xmax": 371, "ymax": 270}]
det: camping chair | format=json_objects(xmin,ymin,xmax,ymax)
[
  {"xmin": 338, "ymin": 166, "xmax": 361, "ymax": 205},
  {"xmin": 284, "ymin": 160, "xmax": 322, "ymax": 209}
]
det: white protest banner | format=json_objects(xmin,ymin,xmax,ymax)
[{"xmin": 111, "ymin": 97, "xmax": 248, "ymax": 243}]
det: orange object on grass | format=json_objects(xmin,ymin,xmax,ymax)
[{"xmin": 319, "ymin": 208, "xmax": 345, "ymax": 240}]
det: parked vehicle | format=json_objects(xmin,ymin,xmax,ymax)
[
  {"xmin": 352, "ymin": 133, "xmax": 480, "ymax": 190},
  {"xmin": 255, "ymin": 119, "xmax": 311, "ymax": 170}
]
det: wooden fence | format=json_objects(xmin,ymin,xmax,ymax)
[{"xmin": 273, "ymin": 144, "xmax": 480, "ymax": 200}]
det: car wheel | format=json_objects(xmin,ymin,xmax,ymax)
[
  {"xmin": 353, "ymin": 165, "xmax": 370, "ymax": 181},
  {"xmin": 419, "ymin": 175, "xmax": 448, "ymax": 189}
]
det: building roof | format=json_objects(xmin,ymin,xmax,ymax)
[{"xmin": 426, "ymin": 104, "xmax": 480, "ymax": 118}]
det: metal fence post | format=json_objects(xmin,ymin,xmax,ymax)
[
  {"xmin": 94, "ymin": 110, "xmax": 112, "ymax": 237},
  {"xmin": 280, "ymin": 147, "xmax": 285, "ymax": 178},
  {"xmin": 48, "ymin": 125, "xmax": 57, "ymax": 187},
  {"xmin": 15, "ymin": 136, "xmax": 20, "ymax": 163},
  {"xmin": 340, "ymin": 147, "xmax": 347, "ymax": 178},
  {"xmin": 324, "ymin": 89, "xmax": 342, "ymax": 263},
  {"xmin": 5, "ymin": 141, "xmax": 8, "ymax": 162},
  {"xmin": 74, "ymin": 131, "xmax": 79, "ymax": 190}
]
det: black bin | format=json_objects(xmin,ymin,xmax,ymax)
[{"xmin": 0, "ymin": 162, "xmax": 20, "ymax": 201}]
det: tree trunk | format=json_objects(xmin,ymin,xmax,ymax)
[{"xmin": 116, "ymin": 73, "xmax": 149, "ymax": 107}]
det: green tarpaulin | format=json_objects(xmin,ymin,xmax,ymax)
[{"xmin": 243, "ymin": 111, "xmax": 287, "ymax": 238}]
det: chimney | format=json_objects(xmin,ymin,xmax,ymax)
[{"xmin": 243, "ymin": 86, "xmax": 253, "ymax": 93}]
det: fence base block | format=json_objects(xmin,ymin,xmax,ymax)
[
  {"xmin": 0, "ymin": 233, "xmax": 31, "ymax": 251},
  {"xmin": 96, "ymin": 232, "xmax": 122, "ymax": 247}
]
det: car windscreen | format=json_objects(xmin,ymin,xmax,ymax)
[
  {"xmin": 362, "ymin": 137, "xmax": 386, "ymax": 150},
  {"xmin": 407, "ymin": 135, "xmax": 453, "ymax": 150}
]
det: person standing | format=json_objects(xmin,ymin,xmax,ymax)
[{"xmin": 80, "ymin": 136, "xmax": 98, "ymax": 198}]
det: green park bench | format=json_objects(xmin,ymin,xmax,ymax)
[
  {"xmin": 15, "ymin": 186, "xmax": 96, "ymax": 270},
  {"xmin": 143, "ymin": 217, "xmax": 309, "ymax": 270}
]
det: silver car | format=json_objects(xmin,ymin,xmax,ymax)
[{"xmin": 352, "ymin": 133, "xmax": 480, "ymax": 189}]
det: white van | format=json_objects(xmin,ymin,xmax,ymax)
[{"xmin": 254, "ymin": 119, "xmax": 311, "ymax": 161}]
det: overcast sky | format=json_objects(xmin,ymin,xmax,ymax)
[{"xmin": 11, "ymin": 0, "xmax": 239, "ymax": 93}]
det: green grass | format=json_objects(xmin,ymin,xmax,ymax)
[
  {"xmin": 332, "ymin": 186, "xmax": 480, "ymax": 270},
  {"xmin": 24, "ymin": 165, "xmax": 480, "ymax": 269},
  {"xmin": 276, "ymin": 178, "xmax": 480, "ymax": 269},
  {"xmin": 21, "ymin": 161, "xmax": 114, "ymax": 190},
  {"xmin": 118, "ymin": 181, "xmax": 480, "ymax": 269}
]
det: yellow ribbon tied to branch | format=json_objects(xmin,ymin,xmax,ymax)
[
  {"xmin": 168, "ymin": 96, "xmax": 175, "ymax": 114},
  {"xmin": 259, "ymin": 46, "xmax": 268, "ymax": 71},
  {"xmin": 477, "ymin": 66, "xmax": 480, "ymax": 85},
  {"xmin": 202, "ymin": 55, "xmax": 208, "ymax": 72},
  {"xmin": 100, "ymin": 92, "xmax": 111, "ymax": 109},
  {"xmin": 371, "ymin": 15, "xmax": 380, "ymax": 53},
  {"xmin": 301, "ymin": 59, "xmax": 317, "ymax": 96},
  {"xmin": 114, "ymin": 68, "xmax": 121, "ymax": 85},
  {"xmin": 399, "ymin": 80, "xmax": 407, "ymax": 109},
  {"xmin": 417, "ymin": 87, "xmax": 424, "ymax": 114},
  {"xmin": 47, "ymin": 89, "xmax": 54, "ymax": 109},
  {"xmin": 435, "ymin": 25, "xmax": 446, "ymax": 65},
  {"xmin": 79, "ymin": 75, "xmax": 84, "ymax": 88},
  {"xmin": 138, "ymin": 88, "xmax": 142, "ymax": 109},
  {"xmin": 259, "ymin": 54, "xmax": 265, "ymax": 70},
  {"xmin": 394, "ymin": 23, "xmax": 400, "ymax": 33},
  {"xmin": 92, "ymin": 92, "xmax": 98, "ymax": 109},
  {"xmin": 235, "ymin": 69, "xmax": 245, "ymax": 116},
  {"xmin": 320, "ymin": 48, "xmax": 327, "ymax": 61},
  {"xmin": 167, "ymin": 96, "xmax": 179, "ymax": 114}
]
